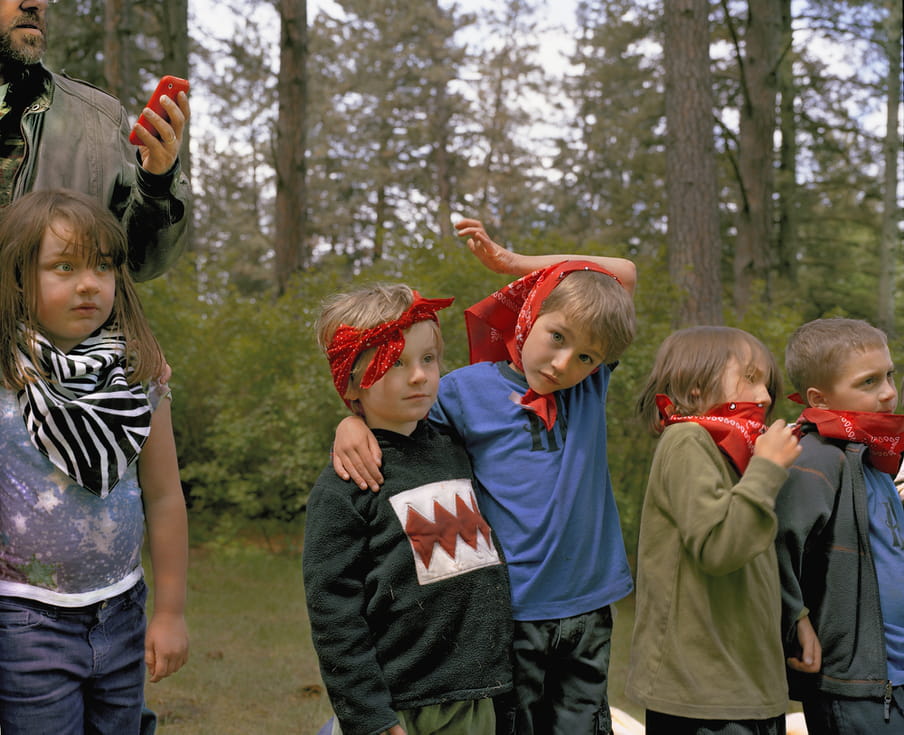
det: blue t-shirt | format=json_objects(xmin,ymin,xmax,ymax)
[
  {"xmin": 864, "ymin": 464, "xmax": 904, "ymax": 684},
  {"xmin": 430, "ymin": 361, "xmax": 633, "ymax": 621}
]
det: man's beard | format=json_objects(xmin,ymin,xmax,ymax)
[{"xmin": 0, "ymin": 23, "xmax": 47, "ymax": 68}]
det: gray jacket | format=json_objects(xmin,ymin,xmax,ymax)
[
  {"xmin": 12, "ymin": 66, "xmax": 189, "ymax": 281},
  {"xmin": 775, "ymin": 429, "xmax": 890, "ymax": 701}
]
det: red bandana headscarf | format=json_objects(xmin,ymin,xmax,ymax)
[
  {"xmin": 656, "ymin": 395, "xmax": 767, "ymax": 474},
  {"xmin": 797, "ymin": 406, "xmax": 904, "ymax": 476},
  {"xmin": 326, "ymin": 291, "xmax": 453, "ymax": 408},
  {"xmin": 464, "ymin": 261, "xmax": 621, "ymax": 430}
]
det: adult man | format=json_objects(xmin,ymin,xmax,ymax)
[{"xmin": 0, "ymin": 0, "xmax": 190, "ymax": 281}]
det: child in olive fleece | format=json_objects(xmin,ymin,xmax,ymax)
[{"xmin": 626, "ymin": 326, "xmax": 800, "ymax": 735}]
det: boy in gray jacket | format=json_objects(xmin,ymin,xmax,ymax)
[{"xmin": 776, "ymin": 318, "xmax": 904, "ymax": 734}]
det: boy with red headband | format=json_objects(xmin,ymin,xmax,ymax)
[
  {"xmin": 776, "ymin": 317, "xmax": 904, "ymax": 733},
  {"xmin": 333, "ymin": 221, "xmax": 637, "ymax": 735},
  {"xmin": 304, "ymin": 283, "xmax": 513, "ymax": 735}
]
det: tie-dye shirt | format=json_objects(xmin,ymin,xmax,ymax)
[{"xmin": 0, "ymin": 381, "xmax": 167, "ymax": 606}]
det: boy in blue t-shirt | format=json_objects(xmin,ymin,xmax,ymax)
[
  {"xmin": 776, "ymin": 318, "xmax": 904, "ymax": 734},
  {"xmin": 334, "ymin": 219, "xmax": 636, "ymax": 735}
]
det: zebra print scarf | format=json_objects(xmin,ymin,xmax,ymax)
[{"xmin": 16, "ymin": 326, "xmax": 152, "ymax": 497}]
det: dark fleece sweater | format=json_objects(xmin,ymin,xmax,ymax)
[{"xmin": 303, "ymin": 421, "xmax": 512, "ymax": 735}]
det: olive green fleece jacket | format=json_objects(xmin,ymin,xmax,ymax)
[{"xmin": 625, "ymin": 422, "xmax": 790, "ymax": 720}]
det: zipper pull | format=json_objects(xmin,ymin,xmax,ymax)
[{"xmin": 884, "ymin": 681, "xmax": 892, "ymax": 721}]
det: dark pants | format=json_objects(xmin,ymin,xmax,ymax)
[
  {"xmin": 802, "ymin": 686, "xmax": 904, "ymax": 735},
  {"xmin": 645, "ymin": 711, "xmax": 786, "ymax": 735},
  {"xmin": 496, "ymin": 606, "xmax": 613, "ymax": 735}
]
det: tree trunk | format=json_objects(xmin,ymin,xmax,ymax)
[
  {"xmin": 731, "ymin": 0, "xmax": 781, "ymax": 311},
  {"xmin": 434, "ymin": 80, "xmax": 453, "ymax": 241},
  {"xmin": 664, "ymin": 0, "xmax": 723, "ymax": 326},
  {"xmin": 103, "ymin": 0, "xmax": 131, "ymax": 101},
  {"xmin": 158, "ymin": 0, "xmax": 191, "ymax": 180},
  {"xmin": 775, "ymin": 0, "xmax": 797, "ymax": 284},
  {"xmin": 274, "ymin": 0, "xmax": 308, "ymax": 295},
  {"xmin": 877, "ymin": 0, "xmax": 901, "ymax": 337}
]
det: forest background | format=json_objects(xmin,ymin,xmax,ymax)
[{"xmin": 48, "ymin": 0, "xmax": 902, "ymax": 554}]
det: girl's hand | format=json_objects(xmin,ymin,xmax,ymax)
[
  {"xmin": 145, "ymin": 611, "xmax": 189, "ymax": 683},
  {"xmin": 753, "ymin": 419, "xmax": 801, "ymax": 469},
  {"xmin": 333, "ymin": 416, "xmax": 384, "ymax": 491},
  {"xmin": 454, "ymin": 218, "xmax": 515, "ymax": 274},
  {"xmin": 383, "ymin": 726, "xmax": 406, "ymax": 735}
]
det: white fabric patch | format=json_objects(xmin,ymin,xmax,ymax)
[{"xmin": 389, "ymin": 478, "xmax": 502, "ymax": 585}]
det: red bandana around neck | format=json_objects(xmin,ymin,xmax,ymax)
[
  {"xmin": 464, "ymin": 261, "xmax": 621, "ymax": 430},
  {"xmin": 656, "ymin": 395, "xmax": 767, "ymax": 474},
  {"xmin": 326, "ymin": 291, "xmax": 453, "ymax": 408},
  {"xmin": 798, "ymin": 407, "xmax": 904, "ymax": 475}
]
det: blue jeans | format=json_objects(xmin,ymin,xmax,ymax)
[
  {"xmin": 496, "ymin": 605, "xmax": 614, "ymax": 735},
  {"xmin": 0, "ymin": 580, "xmax": 148, "ymax": 735}
]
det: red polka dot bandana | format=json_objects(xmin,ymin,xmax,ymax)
[{"xmin": 326, "ymin": 291, "xmax": 454, "ymax": 407}]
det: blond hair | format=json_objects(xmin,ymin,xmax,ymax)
[
  {"xmin": 637, "ymin": 326, "xmax": 781, "ymax": 435},
  {"xmin": 315, "ymin": 283, "xmax": 445, "ymax": 400},
  {"xmin": 539, "ymin": 270, "xmax": 635, "ymax": 362}
]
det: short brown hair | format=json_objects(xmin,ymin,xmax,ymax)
[
  {"xmin": 0, "ymin": 189, "xmax": 164, "ymax": 389},
  {"xmin": 637, "ymin": 326, "xmax": 781, "ymax": 435},
  {"xmin": 785, "ymin": 318, "xmax": 888, "ymax": 399},
  {"xmin": 539, "ymin": 270, "xmax": 635, "ymax": 363}
]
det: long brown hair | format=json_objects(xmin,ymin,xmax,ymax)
[
  {"xmin": 636, "ymin": 326, "xmax": 781, "ymax": 435},
  {"xmin": 0, "ymin": 189, "xmax": 165, "ymax": 389}
]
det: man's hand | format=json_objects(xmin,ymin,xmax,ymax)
[{"xmin": 134, "ymin": 90, "xmax": 191, "ymax": 175}]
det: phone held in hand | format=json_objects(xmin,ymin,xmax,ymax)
[{"xmin": 129, "ymin": 75, "xmax": 190, "ymax": 146}]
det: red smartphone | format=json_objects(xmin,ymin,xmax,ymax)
[{"xmin": 129, "ymin": 75, "xmax": 190, "ymax": 145}]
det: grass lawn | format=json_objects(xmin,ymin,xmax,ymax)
[
  {"xmin": 144, "ymin": 542, "xmax": 333, "ymax": 734},
  {"xmin": 144, "ymin": 540, "xmax": 644, "ymax": 734}
]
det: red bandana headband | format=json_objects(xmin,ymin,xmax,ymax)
[
  {"xmin": 464, "ymin": 261, "xmax": 621, "ymax": 430},
  {"xmin": 797, "ymin": 406, "xmax": 904, "ymax": 476},
  {"xmin": 326, "ymin": 291, "xmax": 454, "ymax": 407},
  {"xmin": 656, "ymin": 395, "xmax": 767, "ymax": 474}
]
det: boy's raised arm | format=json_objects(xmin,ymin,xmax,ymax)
[{"xmin": 454, "ymin": 218, "xmax": 636, "ymax": 294}]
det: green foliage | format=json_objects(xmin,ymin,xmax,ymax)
[
  {"xmin": 124, "ymin": 0, "xmax": 899, "ymax": 546},
  {"xmin": 139, "ymin": 235, "xmax": 517, "ymax": 533}
]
